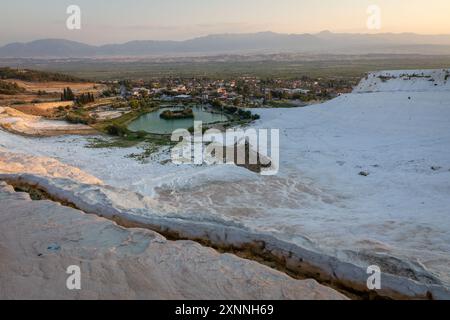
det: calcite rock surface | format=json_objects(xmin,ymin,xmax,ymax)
[
  {"xmin": 0, "ymin": 181, "xmax": 347, "ymax": 300},
  {"xmin": 0, "ymin": 148, "xmax": 102, "ymax": 185},
  {"xmin": 0, "ymin": 107, "xmax": 96, "ymax": 136}
]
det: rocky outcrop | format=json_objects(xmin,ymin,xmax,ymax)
[
  {"xmin": 2, "ymin": 172, "xmax": 449, "ymax": 300},
  {"xmin": 1, "ymin": 127, "xmax": 449, "ymax": 299},
  {"xmin": 0, "ymin": 107, "xmax": 96, "ymax": 136},
  {"xmin": 353, "ymin": 69, "xmax": 450, "ymax": 93},
  {"xmin": 0, "ymin": 181, "xmax": 347, "ymax": 300}
]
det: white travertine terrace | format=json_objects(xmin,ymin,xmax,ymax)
[{"xmin": 0, "ymin": 180, "xmax": 346, "ymax": 300}]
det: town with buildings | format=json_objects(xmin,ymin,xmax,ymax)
[{"xmin": 109, "ymin": 75, "xmax": 357, "ymax": 108}]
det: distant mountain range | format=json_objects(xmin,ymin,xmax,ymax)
[{"xmin": 2, "ymin": 31, "xmax": 450, "ymax": 58}]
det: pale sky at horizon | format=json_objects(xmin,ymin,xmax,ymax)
[{"xmin": 1, "ymin": 0, "xmax": 449, "ymax": 45}]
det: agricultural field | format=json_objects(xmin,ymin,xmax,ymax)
[
  {"xmin": 0, "ymin": 68, "xmax": 120, "ymax": 135},
  {"xmin": 9, "ymin": 101, "xmax": 74, "ymax": 117},
  {"xmin": 3, "ymin": 54, "xmax": 450, "ymax": 80},
  {"xmin": 1, "ymin": 79, "xmax": 104, "ymax": 94}
]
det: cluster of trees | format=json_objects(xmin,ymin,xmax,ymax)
[
  {"xmin": 101, "ymin": 88, "xmax": 118, "ymax": 97},
  {"xmin": 237, "ymin": 109, "xmax": 260, "ymax": 120},
  {"xmin": 270, "ymin": 90, "xmax": 290, "ymax": 100},
  {"xmin": 129, "ymin": 98, "xmax": 156, "ymax": 110},
  {"xmin": 268, "ymin": 89, "xmax": 332, "ymax": 102},
  {"xmin": 235, "ymin": 81, "xmax": 250, "ymax": 95},
  {"xmin": 210, "ymin": 99, "xmax": 260, "ymax": 120},
  {"xmin": 61, "ymin": 87, "xmax": 75, "ymax": 101},
  {"xmin": 65, "ymin": 112, "xmax": 91, "ymax": 125},
  {"xmin": 0, "ymin": 67, "xmax": 83, "ymax": 82},
  {"xmin": 0, "ymin": 80, "xmax": 25, "ymax": 95},
  {"xmin": 77, "ymin": 92, "xmax": 95, "ymax": 104},
  {"xmin": 160, "ymin": 108, "xmax": 194, "ymax": 120},
  {"xmin": 105, "ymin": 123, "xmax": 129, "ymax": 136},
  {"xmin": 61, "ymin": 87, "xmax": 95, "ymax": 104},
  {"xmin": 211, "ymin": 99, "xmax": 223, "ymax": 108}
]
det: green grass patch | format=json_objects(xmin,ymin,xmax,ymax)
[
  {"xmin": 125, "ymin": 140, "xmax": 171, "ymax": 163},
  {"xmin": 265, "ymin": 100, "xmax": 298, "ymax": 108},
  {"xmin": 21, "ymin": 55, "xmax": 450, "ymax": 81},
  {"xmin": 86, "ymin": 137, "xmax": 142, "ymax": 149}
]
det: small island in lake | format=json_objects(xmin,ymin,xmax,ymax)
[{"xmin": 160, "ymin": 108, "xmax": 194, "ymax": 120}]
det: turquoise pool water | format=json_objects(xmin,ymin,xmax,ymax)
[{"xmin": 127, "ymin": 106, "xmax": 229, "ymax": 134}]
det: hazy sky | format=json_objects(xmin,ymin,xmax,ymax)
[{"xmin": 1, "ymin": 0, "xmax": 449, "ymax": 45}]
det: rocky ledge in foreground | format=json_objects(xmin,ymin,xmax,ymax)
[
  {"xmin": 0, "ymin": 181, "xmax": 346, "ymax": 300},
  {"xmin": 1, "ymin": 148, "xmax": 449, "ymax": 299}
]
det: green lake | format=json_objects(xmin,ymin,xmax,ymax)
[{"xmin": 127, "ymin": 106, "xmax": 229, "ymax": 134}]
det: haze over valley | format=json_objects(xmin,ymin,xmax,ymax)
[{"xmin": 2, "ymin": 31, "xmax": 450, "ymax": 58}]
